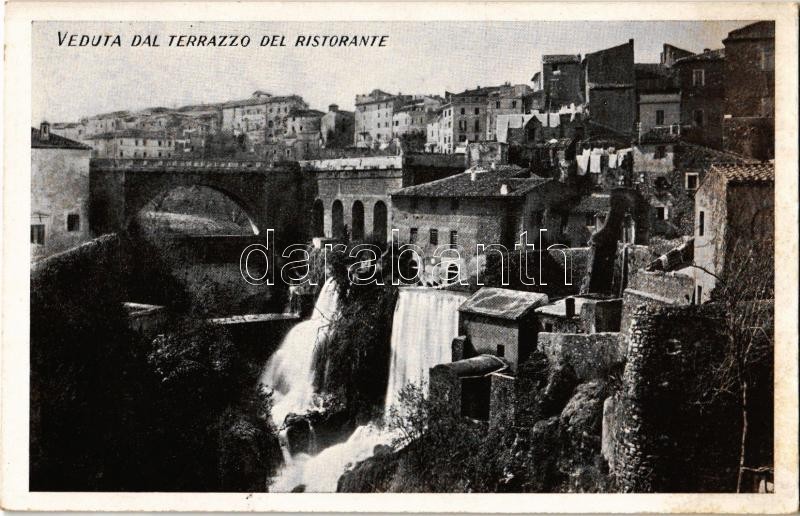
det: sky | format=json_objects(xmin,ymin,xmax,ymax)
[{"xmin": 32, "ymin": 20, "xmax": 753, "ymax": 123}]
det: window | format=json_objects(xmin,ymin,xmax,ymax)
[
  {"xmin": 655, "ymin": 109, "xmax": 665, "ymax": 126},
  {"xmin": 119, "ymin": 151, "xmax": 124, "ymax": 157},
  {"xmin": 458, "ymin": 135, "xmax": 466, "ymax": 142},
  {"xmin": 67, "ymin": 213, "xmax": 80, "ymax": 231},
  {"xmin": 474, "ymin": 119, "xmax": 480, "ymax": 131},
  {"xmin": 685, "ymin": 173, "xmax": 699, "ymax": 190},
  {"xmin": 695, "ymin": 285, "xmax": 703, "ymax": 304},
  {"xmin": 429, "ymin": 229, "xmax": 438, "ymax": 245},
  {"xmin": 761, "ymin": 45, "xmax": 774, "ymax": 71},
  {"xmin": 692, "ymin": 69, "xmax": 705, "ymax": 86},
  {"xmin": 544, "ymin": 322, "xmax": 553, "ymax": 332},
  {"xmin": 474, "ymin": 108, "xmax": 480, "ymax": 115},
  {"xmin": 460, "ymin": 108, "xmax": 465, "ymax": 115},
  {"xmin": 497, "ymin": 344, "xmax": 505, "ymax": 358},
  {"xmin": 409, "ymin": 228, "xmax": 418, "ymax": 243},
  {"xmin": 698, "ymin": 210, "xmax": 705, "ymax": 236},
  {"xmin": 585, "ymin": 213, "xmax": 595, "ymax": 226},
  {"xmin": 655, "ymin": 206, "xmax": 666, "ymax": 220},
  {"xmin": 511, "ymin": 100, "xmax": 517, "ymax": 109},
  {"xmin": 693, "ymin": 109, "xmax": 705, "ymax": 127},
  {"xmin": 31, "ymin": 224, "xmax": 45, "ymax": 245},
  {"xmin": 450, "ymin": 230, "xmax": 458, "ymax": 247},
  {"xmin": 654, "ymin": 145, "xmax": 666, "ymax": 159},
  {"xmin": 495, "ymin": 101, "xmax": 501, "ymax": 108}
]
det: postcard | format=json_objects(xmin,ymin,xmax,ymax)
[{"xmin": 2, "ymin": 1, "xmax": 798, "ymax": 512}]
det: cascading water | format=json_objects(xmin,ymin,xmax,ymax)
[
  {"xmin": 260, "ymin": 278, "xmax": 339, "ymax": 426},
  {"xmin": 270, "ymin": 287, "xmax": 469, "ymax": 492}
]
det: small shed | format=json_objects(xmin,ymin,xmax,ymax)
[{"xmin": 458, "ymin": 288, "xmax": 549, "ymax": 372}]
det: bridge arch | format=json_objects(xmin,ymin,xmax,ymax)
[
  {"xmin": 351, "ymin": 200, "xmax": 365, "ymax": 241},
  {"xmin": 331, "ymin": 200, "xmax": 344, "ymax": 239},
  {"xmin": 312, "ymin": 199, "xmax": 325, "ymax": 238},
  {"xmin": 127, "ymin": 182, "xmax": 263, "ymax": 235},
  {"xmin": 372, "ymin": 200, "xmax": 388, "ymax": 242}
]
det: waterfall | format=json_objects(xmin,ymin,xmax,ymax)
[
  {"xmin": 382, "ymin": 288, "xmax": 469, "ymax": 417},
  {"xmin": 260, "ymin": 278, "xmax": 339, "ymax": 426},
  {"xmin": 270, "ymin": 287, "xmax": 468, "ymax": 492}
]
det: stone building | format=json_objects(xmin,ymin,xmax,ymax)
[
  {"xmin": 220, "ymin": 91, "xmax": 308, "ymax": 146},
  {"xmin": 31, "ymin": 122, "xmax": 93, "ymax": 261},
  {"xmin": 534, "ymin": 295, "xmax": 622, "ymax": 334},
  {"xmin": 302, "ymin": 151, "xmax": 464, "ymax": 242},
  {"xmin": 81, "ymin": 110, "xmax": 130, "ymax": 137},
  {"xmin": 353, "ymin": 89, "xmax": 413, "ymax": 148},
  {"xmin": 689, "ymin": 162, "xmax": 774, "ymax": 303},
  {"xmin": 320, "ymin": 104, "xmax": 354, "ymax": 149},
  {"xmin": 673, "ymin": 48, "xmax": 726, "ymax": 149},
  {"xmin": 391, "ymin": 96, "xmax": 443, "ymax": 144},
  {"xmin": 485, "ymin": 84, "xmax": 533, "ymax": 141},
  {"xmin": 437, "ymin": 86, "xmax": 502, "ymax": 154},
  {"xmin": 583, "ymin": 40, "xmax": 637, "ymax": 136},
  {"xmin": 390, "ymin": 163, "xmax": 576, "ymax": 277},
  {"xmin": 659, "ymin": 43, "xmax": 694, "ymax": 67},
  {"xmin": 721, "ymin": 21, "xmax": 775, "ymax": 160},
  {"xmin": 457, "ymin": 287, "xmax": 549, "ymax": 373},
  {"xmin": 50, "ymin": 122, "xmax": 87, "ymax": 142},
  {"xmin": 539, "ymin": 54, "xmax": 584, "ymax": 109},
  {"xmin": 86, "ymin": 129, "xmax": 176, "ymax": 158}
]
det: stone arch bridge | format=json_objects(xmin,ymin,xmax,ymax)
[{"xmin": 89, "ymin": 158, "xmax": 314, "ymax": 245}]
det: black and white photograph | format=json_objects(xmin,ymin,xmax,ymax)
[{"xmin": 3, "ymin": 2, "xmax": 798, "ymax": 512}]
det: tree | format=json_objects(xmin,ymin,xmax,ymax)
[{"xmin": 691, "ymin": 236, "xmax": 774, "ymax": 492}]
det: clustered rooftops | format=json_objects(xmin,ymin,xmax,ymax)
[
  {"xmin": 88, "ymin": 129, "xmax": 174, "ymax": 140},
  {"xmin": 392, "ymin": 164, "xmax": 551, "ymax": 199}
]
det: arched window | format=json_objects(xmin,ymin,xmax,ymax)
[
  {"xmin": 372, "ymin": 200, "xmax": 388, "ymax": 242},
  {"xmin": 332, "ymin": 200, "xmax": 344, "ymax": 239},
  {"xmin": 312, "ymin": 199, "xmax": 325, "ymax": 237},
  {"xmin": 351, "ymin": 200, "xmax": 365, "ymax": 241}
]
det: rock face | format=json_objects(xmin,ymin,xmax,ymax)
[{"xmin": 337, "ymin": 448, "xmax": 402, "ymax": 492}]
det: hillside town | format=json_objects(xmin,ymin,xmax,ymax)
[{"xmin": 31, "ymin": 21, "xmax": 775, "ymax": 494}]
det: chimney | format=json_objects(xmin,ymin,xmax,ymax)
[
  {"xmin": 565, "ymin": 297, "xmax": 576, "ymax": 318},
  {"xmin": 703, "ymin": 48, "xmax": 710, "ymax": 53},
  {"xmin": 329, "ymin": 104, "xmax": 339, "ymax": 112},
  {"xmin": 40, "ymin": 121, "xmax": 50, "ymax": 141},
  {"xmin": 500, "ymin": 184, "xmax": 509, "ymax": 195},
  {"xmin": 470, "ymin": 168, "xmax": 477, "ymax": 181}
]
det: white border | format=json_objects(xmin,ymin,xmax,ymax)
[{"xmin": 3, "ymin": 2, "xmax": 798, "ymax": 512}]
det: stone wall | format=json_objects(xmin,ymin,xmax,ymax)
[
  {"xmin": 537, "ymin": 332, "xmax": 624, "ymax": 381},
  {"xmin": 608, "ymin": 304, "xmax": 740, "ymax": 492},
  {"xmin": 489, "ymin": 372, "xmax": 515, "ymax": 428},
  {"xmin": 620, "ymin": 270, "xmax": 694, "ymax": 334}
]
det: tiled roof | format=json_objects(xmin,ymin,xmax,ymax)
[
  {"xmin": 31, "ymin": 127, "xmax": 92, "ymax": 150},
  {"xmin": 89, "ymin": 129, "xmax": 171, "ymax": 140},
  {"xmin": 724, "ymin": 21, "xmax": 774, "ymax": 42},
  {"xmin": 459, "ymin": 287, "xmax": 549, "ymax": 321},
  {"xmin": 571, "ymin": 193, "xmax": 611, "ymax": 213},
  {"xmin": 288, "ymin": 108, "xmax": 325, "ymax": 118},
  {"xmin": 673, "ymin": 48, "xmax": 724, "ymax": 65},
  {"xmin": 391, "ymin": 165, "xmax": 547, "ymax": 199},
  {"xmin": 675, "ymin": 142, "xmax": 758, "ymax": 169},
  {"xmin": 711, "ymin": 162, "xmax": 774, "ymax": 184},
  {"xmin": 543, "ymin": 54, "xmax": 581, "ymax": 64}
]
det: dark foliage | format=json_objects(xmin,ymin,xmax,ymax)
[{"xmin": 30, "ymin": 235, "xmax": 282, "ymax": 491}]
